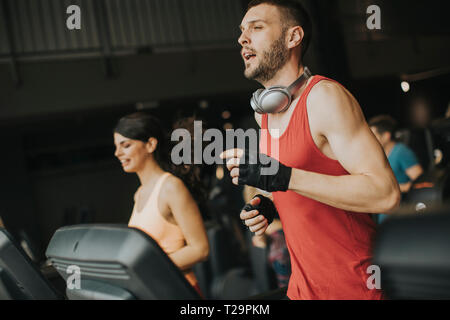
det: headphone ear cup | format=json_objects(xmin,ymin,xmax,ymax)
[
  {"xmin": 249, "ymin": 68, "xmax": 311, "ymax": 114},
  {"xmin": 251, "ymin": 89, "xmax": 265, "ymax": 114},
  {"xmin": 259, "ymin": 88, "xmax": 291, "ymax": 114}
]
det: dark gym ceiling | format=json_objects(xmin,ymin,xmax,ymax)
[{"xmin": 0, "ymin": 0, "xmax": 449, "ymax": 124}]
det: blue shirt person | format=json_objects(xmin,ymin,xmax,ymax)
[
  {"xmin": 369, "ymin": 115, "xmax": 423, "ymax": 224},
  {"xmin": 388, "ymin": 143, "xmax": 421, "ymax": 184}
]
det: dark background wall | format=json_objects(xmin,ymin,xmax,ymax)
[{"xmin": 0, "ymin": 0, "xmax": 449, "ymax": 260}]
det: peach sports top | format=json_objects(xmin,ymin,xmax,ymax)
[{"xmin": 128, "ymin": 172, "xmax": 197, "ymax": 287}]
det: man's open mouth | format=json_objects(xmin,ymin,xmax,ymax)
[{"xmin": 243, "ymin": 52, "xmax": 256, "ymax": 61}]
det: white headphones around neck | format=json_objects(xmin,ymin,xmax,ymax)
[{"xmin": 250, "ymin": 67, "xmax": 312, "ymax": 114}]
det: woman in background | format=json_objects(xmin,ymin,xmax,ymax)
[
  {"xmin": 243, "ymin": 186, "xmax": 291, "ymax": 288},
  {"xmin": 113, "ymin": 112, "xmax": 209, "ymax": 295}
]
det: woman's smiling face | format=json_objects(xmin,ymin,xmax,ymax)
[{"xmin": 113, "ymin": 132, "xmax": 149, "ymax": 173}]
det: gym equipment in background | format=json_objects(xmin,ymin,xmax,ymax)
[
  {"xmin": 404, "ymin": 166, "xmax": 450, "ymax": 212},
  {"xmin": 373, "ymin": 208, "xmax": 450, "ymax": 299},
  {"xmin": 0, "ymin": 228, "xmax": 62, "ymax": 300},
  {"xmin": 46, "ymin": 224, "xmax": 201, "ymax": 300},
  {"xmin": 400, "ymin": 118, "xmax": 450, "ymax": 213}
]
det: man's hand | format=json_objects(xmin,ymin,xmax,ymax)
[
  {"xmin": 240, "ymin": 196, "xmax": 269, "ymax": 236},
  {"xmin": 219, "ymin": 148, "xmax": 292, "ymax": 192},
  {"xmin": 219, "ymin": 148, "xmax": 244, "ymax": 185}
]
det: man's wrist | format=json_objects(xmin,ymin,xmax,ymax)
[
  {"xmin": 268, "ymin": 163, "xmax": 292, "ymax": 192},
  {"xmin": 287, "ymin": 168, "xmax": 310, "ymax": 194},
  {"xmin": 238, "ymin": 151, "xmax": 293, "ymax": 192}
]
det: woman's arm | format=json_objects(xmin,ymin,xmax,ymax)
[{"xmin": 162, "ymin": 176, "xmax": 209, "ymax": 271}]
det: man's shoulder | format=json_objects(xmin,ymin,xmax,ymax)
[
  {"xmin": 393, "ymin": 143, "xmax": 416, "ymax": 158},
  {"xmin": 308, "ymin": 78, "xmax": 341, "ymax": 98},
  {"xmin": 306, "ymin": 77, "xmax": 361, "ymax": 131},
  {"xmin": 390, "ymin": 143, "xmax": 419, "ymax": 169},
  {"xmin": 307, "ymin": 78, "xmax": 351, "ymax": 113},
  {"xmin": 394, "ymin": 142, "xmax": 413, "ymax": 153}
]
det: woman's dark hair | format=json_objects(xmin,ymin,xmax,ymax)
[{"xmin": 114, "ymin": 112, "xmax": 207, "ymax": 209}]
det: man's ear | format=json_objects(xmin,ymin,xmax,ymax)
[
  {"xmin": 146, "ymin": 137, "xmax": 158, "ymax": 154},
  {"xmin": 287, "ymin": 26, "xmax": 304, "ymax": 50}
]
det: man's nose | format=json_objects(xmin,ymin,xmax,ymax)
[{"xmin": 238, "ymin": 30, "xmax": 250, "ymax": 47}]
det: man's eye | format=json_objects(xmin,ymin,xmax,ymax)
[{"xmin": 254, "ymin": 26, "xmax": 263, "ymax": 29}]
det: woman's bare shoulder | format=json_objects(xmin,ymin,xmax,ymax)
[{"xmin": 160, "ymin": 173, "xmax": 190, "ymax": 203}]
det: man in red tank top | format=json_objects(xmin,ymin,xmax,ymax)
[{"xmin": 220, "ymin": 0, "xmax": 400, "ymax": 299}]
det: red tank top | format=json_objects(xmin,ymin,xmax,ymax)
[{"xmin": 260, "ymin": 75, "xmax": 383, "ymax": 300}]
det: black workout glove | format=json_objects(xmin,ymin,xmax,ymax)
[
  {"xmin": 242, "ymin": 194, "xmax": 278, "ymax": 225},
  {"xmin": 238, "ymin": 149, "xmax": 292, "ymax": 192}
]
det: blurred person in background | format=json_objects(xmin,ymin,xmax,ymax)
[
  {"xmin": 369, "ymin": 115, "xmax": 424, "ymax": 223},
  {"xmin": 409, "ymin": 98, "xmax": 433, "ymax": 129},
  {"xmin": 444, "ymin": 101, "xmax": 450, "ymax": 119},
  {"xmin": 243, "ymin": 186, "xmax": 291, "ymax": 288},
  {"xmin": 405, "ymin": 98, "xmax": 436, "ymax": 170}
]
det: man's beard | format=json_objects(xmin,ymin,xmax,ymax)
[{"xmin": 244, "ymin": 35, "xmax": 289, "ymax": 83}]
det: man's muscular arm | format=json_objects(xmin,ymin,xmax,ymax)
[{"xmin": 288, "ymin": 81, "xmax": 400, "ymax": 213}]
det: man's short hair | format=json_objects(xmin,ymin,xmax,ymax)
[
  {"xmin": 368, "ymin": 115, "xmax": 398, "ymax": 136},
  {"xmin": 247, "ymin": 0, "xmax": 312, "ymax": 60}
]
